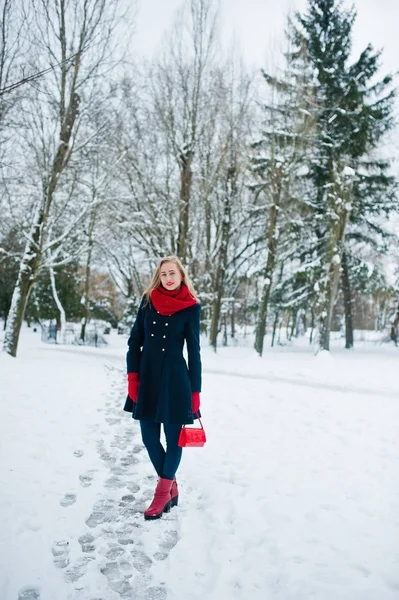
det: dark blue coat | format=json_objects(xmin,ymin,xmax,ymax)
[{"xmin": 123, "ymin": 297, "xmax": 202, "ymax": 425}]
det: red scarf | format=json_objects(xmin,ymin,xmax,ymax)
[{"xmin": 151, "ymin": 283, "xmax": 197, "ymax": 316}]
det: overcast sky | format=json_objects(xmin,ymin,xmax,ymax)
[{"xmin": 131, "ymin": 0, "xmax": 398, "ymax": 76}]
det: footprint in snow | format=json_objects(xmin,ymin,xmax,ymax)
[
  {"xmin": 104, "ymin": 475, "xmax": 126, "ymax": 489},
  {"xmin": 118, "ymin": 536, "xmax": 135, "ymax": 546},
  {"xmin": 131, "ymin": 548, "xmax": 153, "ymax": 572},
  {"xmin": 73, "ymin": 449, "xmax": 84, "ymax": 458},
  {"xmin": 119, "ymin": 560, "xmax": 134, "ymax": 576},
  {"xmin": 78, "ymin": 532, "xmax": 96, "ymax": 553},
  {"xmin": 18, "ymin": 588, "xmax": 41, "ymax": 600},
  {"xmin": 154, "ymin": 529, "xmax": 179, "ymax": 561},
  {"xmin": 127, "ymin": 483, "xmax": 141, "ymax": 494},
  {"xmin": 85, "ymin": 498, "xmax": 116, "ymax": 528},
  {"xmin": 110, "ymin": 435, "xmax": 126, "ymax": 450},
  {"xmin": 52, "ymin": 540, "xmax": 70, "ymax": 569},
  {"xmin": 60, "ymin": 493, "xmax": 76, "ymax": 507},
  {"xmin": 120, "ymin": 454, "xmax": 140, "ymax": 467},
  {"xmin": 105, "ymin": 417, "xmax": 121, "ymax": 426},
  {"xmin": 64, "ymin": 555, "xmax": 95, "ymax": 583},
  {"xmin": 116, "ymin": 521, "xmax": 141, "ymax": 536},
  {"xmin": 145, "ymin": 587, "xmax": 168, "ymax": 600},
  {"xmin": 121, "ymin": 493, "xmax": 136, "ymax": 502},
  {"xmin": 116, "ymin": 521, "xmax": 139, "ymax": 545},
  {"xmin": 98, "ymin": 447, "xmax": 116, "ymax": 464},
  {"xmin": 120, "ymin": 498, "xmax": 146, "ymax": 518},
  {"xmin": 100, "ymin": 562, "xmax": 133, "ymax": 596},
  {"xmin": 110, "ymin": 465, "xmax": 127, "ymax": 476},
  {"xmin": 79, "ymin": 471, "xmax": 95, "ymax": 487},
  {"xmin": 105, "ymin": 544, "xmax": 126, "ymax": 560}
]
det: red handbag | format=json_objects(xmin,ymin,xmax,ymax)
[{"xmin": 178, "ymin": 415, "xmax": 206, "ymax": 447}]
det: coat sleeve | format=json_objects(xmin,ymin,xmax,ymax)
[
  {"xmin": 126, "ymin": 296, "xmax": 146, "ymax": 374},
  {"xmin": 185, "ymin": 303, "xmax": 202, "ymax": 393}
]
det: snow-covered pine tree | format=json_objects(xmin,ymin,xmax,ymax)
[
  {"xmin": 295, "ymin": 0, "xmax": 397, "ymax": 351},
  {"xmin": 341, "ymin": 150, "xmax": 397, "ymax": 347},
  {"xmin": 250, "ymin": 22, "xmax": 315, "ymax": 356}
]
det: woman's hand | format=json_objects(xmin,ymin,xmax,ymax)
[{"xmin": 127, "ymin": 372, "xmax": 139, "ymax": 402}]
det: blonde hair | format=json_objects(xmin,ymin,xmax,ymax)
[{"xmin": 144, "ymin": 255, "xmax": 197, "ymax": 305}]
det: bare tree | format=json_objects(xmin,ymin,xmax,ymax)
[
  {"xmin": 151, "ymin": 0, "xmax": 218, "ymax": 264},
  {"xmin": 0, "ymin": 0, "xmax": 32, "ymax": 168},
  {"xmin": 208, "ymin": 58, "xmax": 253, "ymax": 350},
  {"xmin": 3, "ymin": 0, "xmax": 130, "ymax": 356}
]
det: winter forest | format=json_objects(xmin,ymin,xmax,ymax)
[{"xmin": 1, "ymin": 0, "xmax": 399, "ymax": 357}]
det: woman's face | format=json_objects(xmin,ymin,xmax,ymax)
[{"xmin": 160, "ymin": 261, "xmax": 183, "ymax": 290}]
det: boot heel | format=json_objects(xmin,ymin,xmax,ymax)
[
  {"xmin": 163, "ymin": 500, "xmax": 172, "ymax": 514},
  {"xmin": 171, "ymin": 495, "xmax": 179, "ymax": 508}
]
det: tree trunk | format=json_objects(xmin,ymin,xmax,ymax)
[
  {"xmin": 222, "ymin": 313, "xmax": 228, "ymax": 346},
  {"xmin": 286, "ymin": 311, "xmax": 291, "ymax": 342},
  {"xmin": 319, "ymin": 237, "xmax": 347, "ymax": 352},
  {"xmin": 49, "ymin": 266, "xmax": 66, "ymax": 344},
  {"xmin": 302, "ymin": 309, "xmax": 307, "ymax": 335},
  {"xmin": 289, "ymin": 309, "xmax": 297, "ymax": 340},
  {"xmin": 3, "ymin": 205, "xmax": 43, "ymax": 356},
  {"xmin": 277, "ymin": 318, "xmax": 283, "ymax": 345},
  {"xmin": 177, "ymin": 150, "xmax": 193, "ymax": 263},
  {"xmin": 209, "ymin": 165, "xmax": 235, "ymax": 351},
  {"xmin": 254, "ymin": 195, "xmax": 279, "ymax": 357},
  {"xmin": 390, "ymin": 303, "xmax": 399, "ymax": 346},
  {"xmin": 230, "ymin": 301, "xmax": 235, "ymax": 339},
  {"xmin": 341, "ymin": 250, "xmax": 354, "ymax": 349},
  {"xmin": 318, "ymin": 172, "xmax": 353, "ymax": 352},
  {"xmin": 80, "ymin": 264, "xmax": 90, "ymax": 343},
  {"xmin": 3, "ymin": 259, "xmax": 39, "ymax": 356},
  {"xmin": 80, "ymin": 212, "xmax": 96, "ymax": 342},
  {"xmin": 254, "ymin": 277, "xmax": 273, "ymax": 356},
  {"xmin": 309, "ymin": 307, "xmax": 315, "ymax": 344},
  {"xmin": 271, "ymin": 311, "xmax": 279, "ymax": 347},
  {"xmin": 209, "ymin": 292, "xmax": 221, "ymax": 352}
]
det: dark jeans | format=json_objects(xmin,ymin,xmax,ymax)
[{"xmin": 139, "ymin": 420, "xmax": 183, "ymax": 480}]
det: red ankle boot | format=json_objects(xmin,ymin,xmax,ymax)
[
  {"xmin": 171, "ymin": 478, "xmax": 179, "ymax": 508},
  {"xmin": 144, "ymin": 477, "xmax": 173, "ymax": 520}
]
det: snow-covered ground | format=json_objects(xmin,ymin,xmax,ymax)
[{"xmin": 0, "ymin": 326, "xmax": 398, "ymax": 600}]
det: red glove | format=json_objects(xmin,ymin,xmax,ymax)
[
  {"xmin": 127, "ymin": 372, "xmax": 139, "ymax": 402},
  {"xmin": 192, "ymin": 392, "xmax": 200, "ymax": 414}
]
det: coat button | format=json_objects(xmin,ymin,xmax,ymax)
[
  {"xmin": 165, "ymin": 323, "xmax": 168, "ymax": 326},
  {"xmin": 163, "ymin": 335, "xmax": 166, "ymax": 338},
  {"xmin": 162, "ymin": 348, "xmax": 165, "ymax": 351},
  {"xmin": 151, "ymin": 333, "xmax": 154, "ymax": 337},
  {"xmin": 153, "ymin": 321, "xmax": 156, "ymax": 324}
]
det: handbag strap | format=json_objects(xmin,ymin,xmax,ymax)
[
  {"xmin": 182, "ymin": 412, "xmax": 204, "ymax": 430},
  {"xmin": 195, "ymin": 412, "xmax": 204, "ymax": 429}
]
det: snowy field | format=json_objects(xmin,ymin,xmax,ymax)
[{"xmin": 0, "ymin": 326, "xmax": 398, "ymax": 600}]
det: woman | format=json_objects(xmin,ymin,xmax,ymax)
[{"xmin": 123, "ymin": 256, "xmax": 202, "ymax": 520}]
